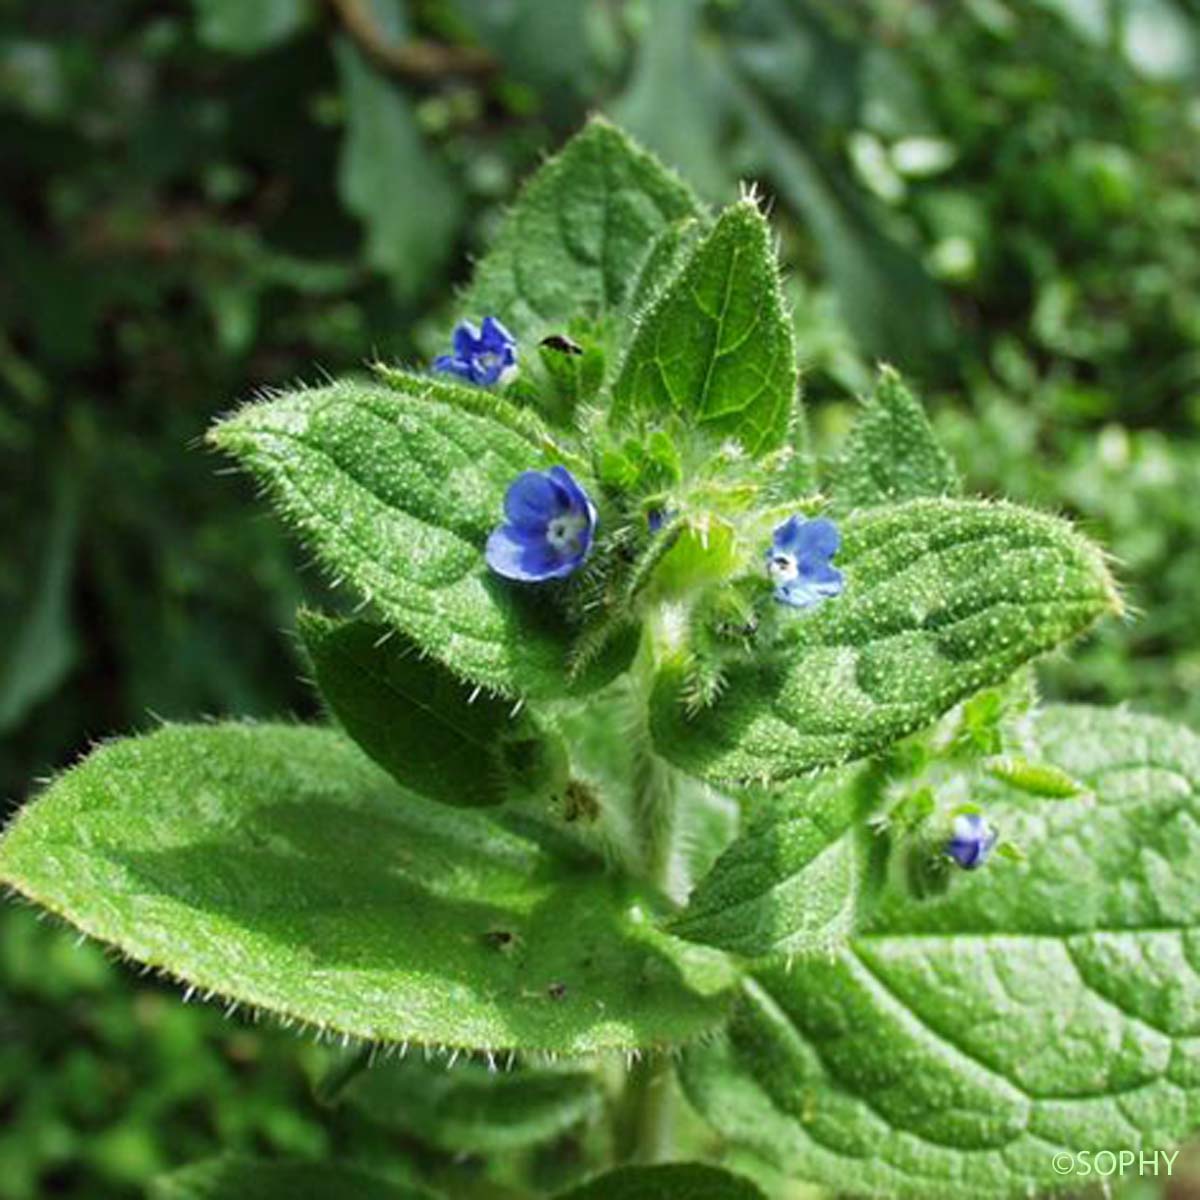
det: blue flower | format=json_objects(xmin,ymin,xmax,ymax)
[
  {"xmin": 766, "ymin": 516, "xmax": 844, "ymax": 608},
  {"xmin": 486, "ymin": 466, "xmax": 596, "ymax": 582},
  {"xmin": 434, "ymin": 317, "xmax": 518, "ymax": 386},
  {"xmin": 946, "ymin": 812, "xmax": 998, "ymax": 870}
]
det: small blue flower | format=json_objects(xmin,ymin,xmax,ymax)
[
  {"xmin": 486, "ymin": 466, "xmax": 596, "ymax": 582},
  {"xmin": 434, "ymin": 316, "xmax": 518, "ymax": 386},
  {"xmin": 946, "ymin": 812, "xmax": 998, "ymax": 870},
  {"xmin": 766, "ymin": 516, "xmax": 844, "ymax": 608}
]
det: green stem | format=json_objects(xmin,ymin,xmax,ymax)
[
  {"xmin": 618, "ymin": 626, "xmax": 681, "ymax": 1163},
  {"xmin": 622, "ymin": 1053, "xmax": 675, "ymax": 1164}
]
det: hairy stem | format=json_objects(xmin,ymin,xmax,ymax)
[{"xmin": 619, "ymin": 626, "xmax": 681, "ymax": 1162}]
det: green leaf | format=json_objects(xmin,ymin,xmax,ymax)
[
  {"xmin": 670, "ymin": 766, "xmax": 885, "ymax": 959},
  {"xmin": 0, "ymin": 724, "xmax": 735, "ymax": 1053},
  {"xmin": 610, "ymin": 201, "xmax": 798, "ymax": 458},
  {"xmin": 460, "ymin": 117, "xmax": 701, "ymax": 342},
  {"xmin": 150, "ymin": 1156, "xmax": 431, "ymax": 1200},
  {"xmin": 297, "ymin": 612, "xmax": 565, "ymax": 807},
  {"xmin": 622, "ymin": 218, "xmax": 706, "ymax": 320},
  {"xmin": 680, "ymin": 705, "xmax": 1200, "ymax": 1199},
  {"xmin": 652, "ymin": 500, "xmax": 1118, "ymax": 784},
  {"xmin": 834, "ymin": 365, "xmax": 960, "ymax": 509},
  {"xmin": 211, "ymin": 377, "xmax": 628, "ymax": 700},
  {"xmin": 557, "ymin": 1163, "xmax": 765, "ymax": 1200},
  {"xmin": 190, "ymin": 0, "xmax": 314, "ymax": 54},
  {"xmin": 342, "ymin": 1055, "xmax": 603, "ymax": 1153},
  {"xmin": 335, "ymin": 39, "xmax": 462, "ymax": 301}
]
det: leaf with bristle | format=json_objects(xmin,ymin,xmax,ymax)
[
  {"xmin": 0, "ymin": 724, "xmax": 738, "ymax": 1055},
  {"xmin": 210, "ymin": 377, "xmax": 632, "ymax": 700},
  {"xmin": 652, "ymin": 499, "xmax": 1120, "ymax": 784},
  {"xmin": 680, "ymin": 706, "xmax": 1200, "ymax": 1199},
  {"xmin": 611, "ymin": 201, "xmax": 800, "ymax": 459},
  {"xmin": 458, "ymin": 116, "xmax": 701, "ymax": 343}
]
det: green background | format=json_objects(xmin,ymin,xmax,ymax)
[{"xmin": 3, "ymin": 0, "xmax": 1200, "ymax": 1195}]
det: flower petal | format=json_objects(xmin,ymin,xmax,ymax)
[
  {"xmin": 775, "ymin": 573, "xmax": 843, "ymax": 609},
  {"xmin": 794, "ymin": 517, "xmax": 841, "ymax": 568},
  {"xmin": 772, "ymin": 515, "xmax": 804, "ymax": 554},
  {"xmin": 504, "ymin": 471, "xmax": 565, "ymax": 530},
  {"xmin": 801, "ymin": 561, "xmax": 844, "ymax": 589},
  {"xmin": 433, "ymin": 355, "xmax": 474, "ymax": 382},
  {"xmin": 486, "ymin": 524, "xmax": 578, "ymax": 582},
  {"xmin": 548, "ymin": 465, "xmax": 597, "ymax": 526},
  {"xmin": 452, "ymin": 320, "xmax": 482, "ymax": 359},
  {"xmin": 480, "ymin": 316, "xmax": 517, "ymax": 354}
]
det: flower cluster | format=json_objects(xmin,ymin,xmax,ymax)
[{"xmin": 454, "ymin": 319, "xmax": 849, "ymax": 612}]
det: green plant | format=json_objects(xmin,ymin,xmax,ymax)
[{"xmin": 4, "ymin": 119, "xmax": 1199, "ymax": 1200}]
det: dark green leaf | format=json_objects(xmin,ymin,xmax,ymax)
[
  {"xmin": 557, "ymin": 1163, "xmax": 765, "ymax": 1199},
  {"xmin": 150, "ymin": 1156, "xmax": 431, "ymax": 1200},
  {"xmin": 671, "ymin": 766, "xmax": 885, "ymax": 959},
  {"xmin": 298, "ymin": 612, "xmax": 565, "ymax": 807},
  {"xmin": 460, "ymin": 118, "xmax": 701, "ymax": 342},
  {"xmin": 652, "ymin": 500, "xmax": 1118, "ymax": 783},
  {"xmin": 0, "ymin": 724, "xmax": 735, "ymax": 1053},
  {"xmin": 681, "ymin": 705, "xmax": 1200, "ymax": 1199},
  {"xmin": 344, "ymin": 1055, "xmax": 603, "ymax": 1153},
  {"xmin": 611, "ymin": 201, "xmax": 798, "ymax": 458}
]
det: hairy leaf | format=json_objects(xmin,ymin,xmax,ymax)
[
  {"xmin": 344, "ymin": 1056, "xmax": 603, "ymax": 1153},
  {"xmin": 834, "ymin": 365, "xmax": 960, "ymax": 509},
  {"xmin": 150, "ymin": 1157, "xmax": 430, "ymax": 1200},
  {"xmin": 611, "ymin": 201, "xmax": 798, "ymax": 458},
  {"xmin": 335, "ymin": 40, "xmax": 462, "ymax": 301},
  {"xmin": 460, "ymin": 117, "xmax": 700, "ymax": 341},
  {"xmin": 623, "ymin": 218, "xmax": 706, "ymax": 320},
  {"xmin": 211, "ymin": 378, "xmax": 628, "ymax": 699},
  {"xmin": 557, "ymin": 1163, "xmax": 765, "ymax": 1199},
  {"xmin": 298, "ymin": 612, "xmax": 565, "ymax": 807},
  {"xmin": 671, "ymin": 766, "xmax": 885, "ymax": 959},
  {"xmin": 652, "ymin": 500, "xmax": 1118, "ymax": 783},
  {"xmin": 0, "ymin": 725, "xmax": 734, "ymax": 1053},
  {"xmin": 681, "ymin": 705, "xmax": 1200, "ymax": 1199}
]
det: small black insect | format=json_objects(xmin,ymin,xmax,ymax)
[
  {"xmin": 547, "ymin": 982, "xmax": 568, "ymax": 1001},
  {"xmin": 539, "ymin": 333, "xmax": 584, "ymax": 356}
]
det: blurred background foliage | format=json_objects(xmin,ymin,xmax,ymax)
[{"xmin": 3, "ymin": 0, "xmax": 1200, "ymax": 1196}]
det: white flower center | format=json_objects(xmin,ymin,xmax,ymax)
[
  {"xmin": 767, "ymin": 551, "xmax": 798, "ymax": 585},
  {"xmin": 546, "ymin": 512, "xmax": 587, "ymax": 555}
]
